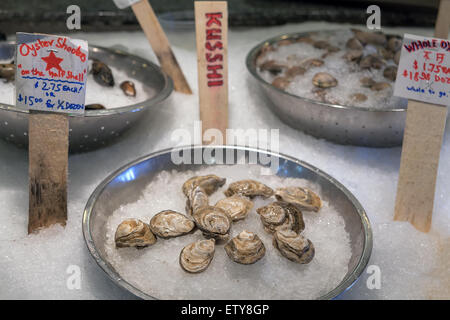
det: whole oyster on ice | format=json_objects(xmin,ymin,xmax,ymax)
[
  {"xmin": 92, "ymin": 59, "xmax": 114, "ymax": 87},
  {"xmin": 186, "ymin": 186, "xmax": 209, "ymax": 215},
  {"xmin": 224, "ymin": 180, "xmax": 273, "ymax": 199},
  {"xmin": 215, "ymin": 195, "xmax": 253, "ymax": 221},
  {"xmin": 224, "ymin": 230, "xmax": 266, "ymax": 264},
  {"xmin": 182, "ymin": 175, "xmax": 226, "ymax": 197},
  {"xmin": 149, "ymin": 210, "xmax": 195, "ymax": 238},
  {"xmin": 115, "ymin": 218, "xmax": 157, "ymax": 248},
  {"xmin": 273, "ymin": 228, "xmax": 315, "ymax": 264},
  {"xmin": 274, "ymin": 187, "xmax": 322, "ymax": 212},
  {"xmin": 256, "ymin": 201, "xmax": 305, "ymax": 234},
  {"xmin": 192, "ymin": 206, "xmax": 232, "ymax": 240},
  {"xmin": 179, "ymin": 239, "xmax": 215, "ymax": 273}
]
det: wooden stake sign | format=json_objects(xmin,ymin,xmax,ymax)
[
  {"xmin": 113, "ymin": 0, "xmax": 192, "ymax": 94},
  {"xmin": 393, "ymin": 0, "xmax": 450, "ymax": 232},
  {"xmin": 195, "ymin": 1, "xmax": 228, "ymax": 144},
  {"xmin": 15, "ymin": 33, "xmax": 88, "ymax": 233}
]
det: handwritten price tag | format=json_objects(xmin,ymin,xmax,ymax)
[
  {"xmin": 15, "ymin": 32, "xmax": 88, "ymax": 114},
  {"xmin": 394, "ymin": 33, "xmax": 450, "ymax": 106}
]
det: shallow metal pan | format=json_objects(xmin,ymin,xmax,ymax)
[
  {"xmin": 82, "ymin": 145, "xmax": 372, "ymax": 299},
  {"xmin": 0, "ymin": 41, "xmax": 173, "ymax": 153},
  {"xmin": 246, "ymin": 31, "xmax": 418, "ymax": 147}
]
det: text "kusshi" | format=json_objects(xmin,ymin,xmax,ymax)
[{"xmin": 205, "ymin": 12, "xmax": 224, "ymax": 87}]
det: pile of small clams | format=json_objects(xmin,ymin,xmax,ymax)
[
  {"xmin": 115, "ymin": 174, "xmax": 322, "ymax": 273},
  {"xmin": 256, "ymin": 29, "xmax": 402, "ymax": 106}
]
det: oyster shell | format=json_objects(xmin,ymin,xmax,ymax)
[
  {"xmin": 346, "ymin": 37, "xmax": 364, "ymax": 50},
  {"xmin": 342, "ymin": 49, "xmax": 363, "ymax": 62},
  {"xmin": 85, "ymin": 104, "xmax": 105, "ymax": 110},
  {"xmin": 182, "ymin": 175, "xmax": 226, "ymax": 197},
  {"xmin": 215, "ymin": 195, "xmax": 253, "ymax": 221},
  {"xmin": 92, "ymin": 59, "xmax": 114, "ymax": 87},
  {"xmin": 259, "ymin": 60, "xmax": 286, "ymax": 75},
  {"xmin": 224, "ymin": 230, "xmax": 266, "ymax": 264},
  {"xmin": 285, "ymin": 66, "xmax": 306, "ymax": 78},
  {"xmin": 383, "ymin": 66, "xmax": 397, "ymax": 81},
  {"xmin": 312, "ymin": 72, "xmax": 338, "ymax": 88},
  {"xmin": 224, "ymin": 180, "xmax": 274, "ymax": 199},
  {"xmin": 371, "ymin": 82, "xmax": 391, "ymax": 91},
  {"xmin": 298, "ymin": 58, "xmax": 324, "ymax": 69},
  {"xmin": 274, "ymin": 187, "xmax": 322, "ymax": 212},
  {"xmin": 179, "ymin": 239, "xmax": 215, "ymax": 273},
  {"xmin": 387, "ymin": 37, "xmax": 402, "ymax": 52},
  {"xmin": 360, "ymin": 77, "xmax": 376, "ymax": 88},
  {"xmin": 273, "ymin": 228, "xmax": 315, "ymax": 264},
  {"xmin": 115, "ymin": 218, "xmax": 157, "ymax": 248},
  {"xmin": 120, "ymin": 80, "xmax": 136, "ymax": 97},
  {"xmin": 378, "ymin": 47, "xmax": 394, "ymax": 60},
  {"xmin": 256, "ymin": 201, "xmax": 305, "ymax": 234},
  {"xmin": 192, "ymin": 206, "xmax": 232, "ymax": 240},
  {"xmin": 272, "ymin": 76, "xmax": 291, "ymax": 90},
  {"xmin": 353, "ymin": 29, "xmax": 387, "ymax": 46},
  {"xmin": 359, "ymin": 54, "xmax": 385, "ymax": 69},
  {"xmin": 350, "ymin": 93, "xmax": 368, "ymax": 102},
  {"xmin": 0, "ymin": 63, "xmax": 15, "ymax": 82},
  {"xmin": 149, "ymin": 210, "xmax": 195, "ymax": 238},
  {"xmin": 186, "ymin": 186, "xmax": 209, "ymax": 215}
]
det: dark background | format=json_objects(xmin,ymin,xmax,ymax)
[{"xmin": 0, "ymin": 0, "xmax": 442, "ymax": 35}]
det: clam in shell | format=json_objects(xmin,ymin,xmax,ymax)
[
  {"xmin": 215, "ymin": 195, "xmax": 253, "ymax": 222},
  {"xmin": 182, "ymin": 175, "xmax": 226, "ymax": 197},
  {"xmin": 224, "ymin": 230, "xmax": 266, "ymax": 265},
  {"xmin": 256, "ymin": 201, "xmax": 305, "ymax": 234},
  {"xmin": 274, "ymin": 187, "xmax": 322, "ymax": 212},
  {"xmin": 192, "ymin": 206, "xmax": 232, "ymax": 241},
  {"xmin": 149, "ymin": 210, "xmax": 195, "ymax": 238},
  {"xmin": 224, "ymin": 179, "xmax": 274, "ymax": 199},
  {"xmin": 179, "ymin": 239, "xmax": 215, "ymax": 273},
  {"xmin": 312, "ymin": 72, "xmax": 338, "ymax": 88},
  {"xmin": 273, "ymin": 228, "xmax": 315, "ymax": 264},
  {"xmin": 115, "ymin": 218, "xmax": 156, "ymax": 248}
]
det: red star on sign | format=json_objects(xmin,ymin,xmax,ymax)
[{"xmin": 41, "ymin": 51, "xmax": 64, "ymax": 72}]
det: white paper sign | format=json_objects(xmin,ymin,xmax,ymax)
[
  {"xmin": 15, "ymin": 32, "xmax": 88, "ymax": 114},
  {"xmin": 394, "ymin": 34, "xmax": 450, "ymax": 106}
]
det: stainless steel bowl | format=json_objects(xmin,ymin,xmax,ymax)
[
  {"xmin": 0, "ymin": 41, "xmax": 173, "ymax": 153},
  {"xmin": 83, "ymin": 145, "xmax": 372, "ymax": 300},
  {"xmin": 246, "ymin": 31, "xmax": 410, "ymax": 147}
]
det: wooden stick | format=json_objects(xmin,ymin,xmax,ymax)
[
  {"xmin": 394, "ymin": 0, "xmax": 450, "ymax": 232},
  {"xmin": 195, "ymin": 1, "xmax": 228, "ymax": 144},
  {"xmin": 28, "ymin": 113, "xmax": 69, "ymax": 234},
  {"xmin": 131, "ymin": 0, "xmax": 192, "ymax": 94}
]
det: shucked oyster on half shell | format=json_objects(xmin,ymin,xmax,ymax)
[
  {"xmin": 192, "ymin": 206, "xmax": 232, "ymax": 241},
  {"xmin": 215, "ymin": 195, "xmax": 254, "ymax": 221},
  {"xmin": 149, "ymin": 210, "xmax": 195, "ymax": 238},
  {"xmin": 182, "ymin": 175, "xmax": 226, "ymax": 197},
  {"xmin": 224, "ymin": 180, "xmax": 274, "ymax": 199},
  {"xmin": 224, "ymin": 230, "xmax": 266, "ymax": 265},
  {"xmin": 273, "ymin": 228, "xmax": 315, "ymax": 264},
  {"xmin": 274, "ymin": 187, "xmax": 322, "ymax": 212},
  {"xmin": 186, "ymin": 186, "xmax": 209, "ymax": 215},
  {"xmin": 256, "ymin": 201, "xmax": 305, "ymax": 234},
  {"xmin": 115, "ymin": 218, "xmax": 157, "ymax": 248},
  {"xmin": 179, "ymin": 239, "xmax": 215, "ymax": 273}
]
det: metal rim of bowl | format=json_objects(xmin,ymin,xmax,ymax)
[
  {"xmin": 82, "ymin": 145, "xmax": 373, "ymax": 300},
  {"xmin": 245, "ymin": 30, "xmax": 406, "ymax": 114},
  {"xmin": 0, "ymin": 41, "xmax": 174, "ymax": 117}
]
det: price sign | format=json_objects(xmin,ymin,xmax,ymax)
[
  {"xmin": 394, "ymin": 33, "xmax": 450, "ymax": 106},
  {"xmin": 15, "ymin": 32, "xmax": 88, "ymax": 114}
]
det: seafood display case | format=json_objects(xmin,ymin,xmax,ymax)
[{"xmin": 0, "ymin": 0, "xmax": 448, "ymax": 304}]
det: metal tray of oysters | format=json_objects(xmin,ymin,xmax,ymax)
[
  {"xmin": 83, "ymin": 145, "xmax": 372, "ymax": 299},
  {"xmin": 247, "ymin": 29, "xmax": 420, "ymax": 147},
  {"xmin": 0, "ymin": 41, "xmax": 173, "ymax": 152}
]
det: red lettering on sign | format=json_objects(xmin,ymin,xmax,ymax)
[{"xmin": 204, "ymin": 11, "xmax": 224, "ymax": 87}]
